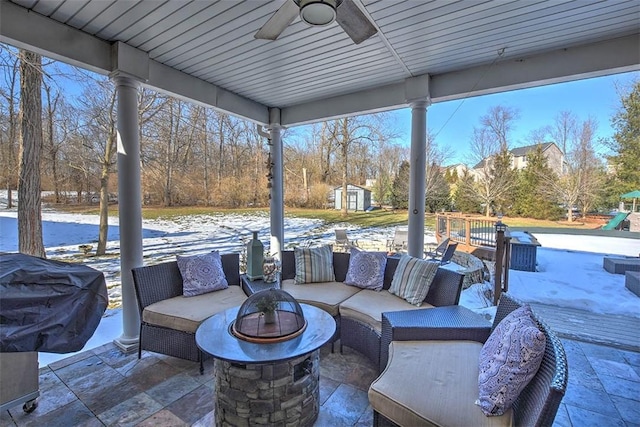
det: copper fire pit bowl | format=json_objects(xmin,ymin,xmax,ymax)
[{"xmin": 231, "ymin": 289, "xmax": 307, "ymax": 344}]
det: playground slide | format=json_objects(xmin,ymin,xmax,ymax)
[{"xmin": 602, "ymin": 212, "xmax": 629, "ymax": 230}]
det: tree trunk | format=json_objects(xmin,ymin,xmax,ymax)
[
  {"xmin": 164, "ymin": 105, "xmax": 174, "ymax": 207},
  {"xmin": 18, "ymin": 50, "xmax": 45, "ymax": 257},
  {"xmin": 341, "ymin": 120, "xmax": 349, "ymax": 217},
  {"xmin": 217, "ymin": 115, "xmax": 224, "ymax": 190},
  {"xmin": 96, "ymin": 130, "xmax": 116, "ymax": 255},
  {"xmin": 96, "ymin": 89, "xmax": 117, "ymax": 256},
  {"xmin": 97, "ymin": 166, "xmax": 110, "ymax": 255},
  {"xmin": 45, "ymin": 85, "xmax": 61, "ymax": 203},
  {"xmin": 4, "ymin": 57, "xmax": 19, "ymax": 209}
]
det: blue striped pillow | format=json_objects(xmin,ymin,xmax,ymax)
[
  {"xmin": 294, "ymin": 245, "xmax": 335, "ymax": 284},
  {"xmin": 389, "ymin": 255, "xmax": 439, "ymax": 306}
]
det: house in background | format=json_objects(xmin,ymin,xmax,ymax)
[
  {"xmin": 444, "ymin": 164, "xmax": 470, "ymax": 178},
  {"xmin": 472, "ymin": 142, "xmax": 566, "ymax": 177},
  {"xmin": 334, "ymin": 185, "xmax": 371, "ymax": 211},
  {"xmin": 510, "ymin": 142, "xmax": 565, "ymax": 175}
]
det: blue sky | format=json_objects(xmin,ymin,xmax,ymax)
[{"xmin": 390, "ymin": 71, "xmax": 639, "ymax": 166}]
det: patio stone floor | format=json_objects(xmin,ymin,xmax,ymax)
[{"xmin": 1, "ymin": 337, "xmax": 638, "ymax": 427}]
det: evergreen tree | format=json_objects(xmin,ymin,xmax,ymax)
[
  {"xmin": 450, "ymin": 168, "xmax": 459, "ymax": 183},
  {"xmin": 513, "ymin": 145, "xmax": 561, "ymax": 219},
  {"xmin": 453, "ymin": 170, "xmax": 481, "ymax": 213},
  {"xmin": 606, "ymin": 80, "xmax": 640, "ymax": 198},
  {"xmin": 425, "ymin": 162, "xmax": 450, "ymax": 213},
  {"xmin": 486, "ymin": 147, "xmax": 517, "ymax": 216},
  {"xmin": 390, "ymin": 160, "xmax": 410, "ymax": 209},
  {"xmin": 444, "ymin": 168, "xmax": 452, "ymax": 183}
]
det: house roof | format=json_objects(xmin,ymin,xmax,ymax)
[
  {"xmin": 1, "ymin": 0, "xmax": 637, "ymax": 127},
  {"xmin": 511, "ymin": 142, "xmax": 559, "ymax": 157},
  {"xmin": 334, "ymin": 184, "xmax": 370, "ymax": 192}
]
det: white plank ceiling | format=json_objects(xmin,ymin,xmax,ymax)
[{"xmin": 1, "ymin": 0, "xmax": 639, "ymax": 125}]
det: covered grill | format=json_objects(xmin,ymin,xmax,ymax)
[{"xmin": 0, "ymin": 253, "xmax": 108, "ymax": 353}]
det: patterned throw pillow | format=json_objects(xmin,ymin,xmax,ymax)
[
  {"xmin": 344, "ymin": 248, "xmax": 387, "ymax": 291},
  {"xmin": 478, "ymin": 305, "xmax": 546, "ymax": 416},
  {"xmin": 177, "ymin": 251, "xmax": 228, "ymax": 297},
  {"xmin": 294, "ymin": 245, "xmax": 335, "ymax": 284},
  {"xmin": 388, "ymin": 255, "xmax": 439, "ymax": 306}
]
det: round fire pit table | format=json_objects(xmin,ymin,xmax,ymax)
[{"xmin": 196, "ymin": 303, "xmax": 335, "ymax": 426}]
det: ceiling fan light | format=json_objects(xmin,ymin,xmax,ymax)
[{"xmin": 298, "ymin": 0, "xmax": 338, "ymax": 26}]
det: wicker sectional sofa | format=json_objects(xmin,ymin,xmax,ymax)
[
  {"xmin": 132, "ymin": 250, "xmax": 463, "ymax": 374},
  {"xmin": 279, "ymin": 250, "xmax": 465, "ymax": 370}
]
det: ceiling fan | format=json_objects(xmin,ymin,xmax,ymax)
[{"xmin": 254, "ymin": 0, "xmax": 377, "ymax": 45}]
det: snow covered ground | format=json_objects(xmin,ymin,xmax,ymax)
[{"xmin": 1, "ymin": 194, "xmax": 638, "ymax": 367}]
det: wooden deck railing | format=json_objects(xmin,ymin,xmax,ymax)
[
  {"xmin": 436, "ymin": 213, "xmax": 497, "ymax": 249},
  {"xmin": 435, "ymin": 213, "xmax": 511, "ymax": 303}
]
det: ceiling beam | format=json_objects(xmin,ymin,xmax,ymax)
[
  {"xmin": 280, "ymin": 33, "xmax": 639, "ymax": 126},
  {"xmin": 0, "ymin": 0, "xmax": 111, "ymax": 74},
  {"xmin": 430, "ymin": 34, "xmax": 640, "ymax": 103}
]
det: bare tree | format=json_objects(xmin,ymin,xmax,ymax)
[
  {"xmin": 18, "ymin": 49, "xmax": 45, "ymax": 257},
  {"xmin": 0, "ymin": 46, "xmax": 20, "ymax": 208},
  {"xmin": 573, "ymin": 118, "xmax": 603, "ymax": 215},
  {"xmin": 539, "ymin": 117, "xmax": 602, "ymax": 222},
  {"xmin": 76, "ymin": 77, "xmax": 117, "ymax": 254},
  {"xmin": 550, "ymin": 111, "xmax": 578, "ymax": 155},
  {"xmin": 42, "ymin": 82, "xmax": 63, "ymax": 202},
  {"xmin": 327, "ymin": 116, "xmax": 380, "ymax": 216},
  {"xmin": 370, "ymin": 140, "xmax": 406, "ymax": 207},
  {"xmin": 425, "ymin": 132, "xmax": 452, "ymax": 211},
  {"xmin": 463, "ymin": 125, "xmax": 516, "ymax": 216},
  {"xmin": 480, "ymin": 105, "xmax": 519, "ymax": 150}
]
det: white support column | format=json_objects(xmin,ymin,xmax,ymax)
[
  {"xmin": 111, "ymin": 74, "xmax": 142, "ymax": 353},
  {"xmin": 269, "ymin": 108, "xmax": 284, "ymax": 259},
  {"xmin": 407, "ymin": 100, "xmax": 428, "ymax": 258}
]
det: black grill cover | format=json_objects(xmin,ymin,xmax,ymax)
[{"xmin": 0, "ymin": 253, "xmax": 109, "ymax": 353}]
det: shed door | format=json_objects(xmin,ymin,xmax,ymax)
[{"xmin": 347, "ymin": 192, "xmax": 358, "ymax": 211}]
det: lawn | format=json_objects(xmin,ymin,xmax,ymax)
[{"xmin": 53, "ymin": 204, "xmax": 601, "ymax": 230}]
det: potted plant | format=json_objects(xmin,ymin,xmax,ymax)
[{"xmin": 255, "ymin": 293, "xmax": 278, "ymax": 324}]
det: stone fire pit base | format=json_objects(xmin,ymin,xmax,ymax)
[{"xmin": 214, "ymin": 350, "xmax": 320, "ymax": 426}]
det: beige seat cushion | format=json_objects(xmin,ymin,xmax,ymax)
[
  {"xmin": 369, "ymin": 340, "xmax": 514, "ymax": 427},
  {"xmin": 142, "ymin": 286, "xmax": 247, "ymax": 333},
  {"xmin": 281, "ymin": 279, "xmax": 361, "ymax": 317},
  {"xmin": 339, "ymin": 289, "xmax": 432, "ymax": 332}
]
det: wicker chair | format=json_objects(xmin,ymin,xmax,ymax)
[
  {"xmin": 131, "ymin": 253, "xmax": 240, "ymax": 374},
  {"xmin": 372, "ymin": 292, "xmax": 568, "ymax": 427}
]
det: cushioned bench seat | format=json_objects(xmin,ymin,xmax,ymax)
[
  {"xmin": 280, "ymin": 279, "xmax": 361, "ymax": 317},
  {"xmin": 369, "ymin": 340, "xmax": 514, "ymax": 427},
  {"xmin": 142, "ymin": 286, "xmax": 247, "ymax": 333},
  {"xmin": 339, "ymin": 289, "xmax": 433, "ymax": 332}
]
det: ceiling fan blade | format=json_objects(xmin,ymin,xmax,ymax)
[
  {"xmin": 336, "ymin": 0, "xmax": 377, "ymax": 45},
  {"xmin": 254, "ymin": 0, "xmax": 299, "ymax": 41}
]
